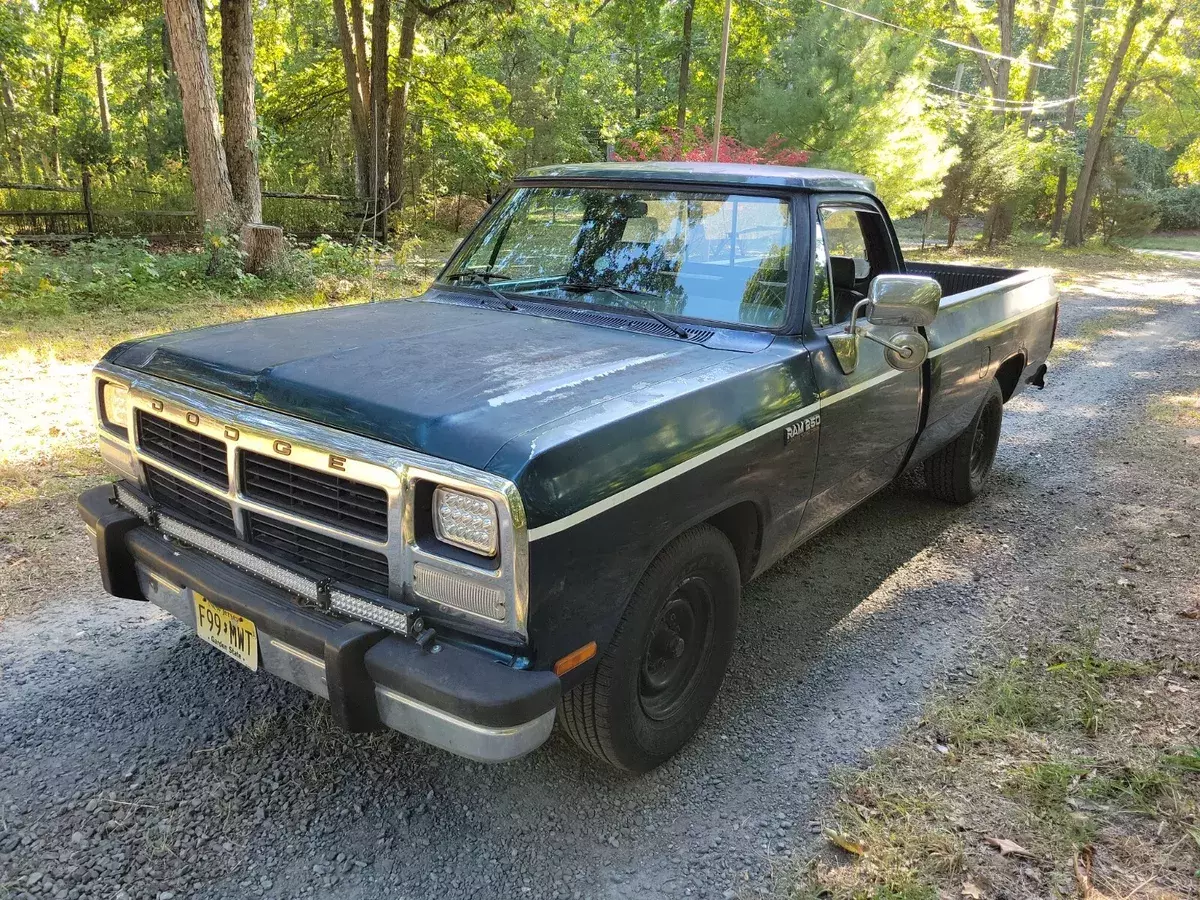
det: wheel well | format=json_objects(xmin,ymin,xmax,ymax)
[
  {"xmin": 995, "ymin": 353, "xmax": 1026, "ymax": 401},
  {"xmin": 706, "ymin": 501, "xmax": 761, "ymax": 583}
]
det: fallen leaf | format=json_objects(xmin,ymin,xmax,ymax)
[
  {"xmin": 961, "ymin": 879, "xmax": 983, "ymax": 899},
  {"xmin": 985, "ymin": 837, "xmax": 1032, "ymax": 858},
  {"xmin": 1166, "ymin": 683, "xmax": 1188, "ymax": 694},
  {"xmin": 1179, "ymin": 605, "xmax": 1200, "ymax": 620},
  {"xmin": 824, "ymin": 829, "xmax": 866, "ymax": 855}
]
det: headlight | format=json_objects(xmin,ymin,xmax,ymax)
[
  {"xmin": 100, "ymin": 381, "xmax": 130, "ymax": 433},
  {"xmin": 433, "ymin": 487, "xmax": 498, "ymax": 556}
]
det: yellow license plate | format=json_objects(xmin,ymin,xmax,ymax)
[{"xmin": 194, "ymin": 593, "xmax": 258, "ymax": 671}]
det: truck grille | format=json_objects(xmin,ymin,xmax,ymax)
[
  {"xmin": 241, "ymin": 451, "xmax": 388, "ymax": 541},
  {"xmin": 145, "ymin": 466, "xmax": 237, "ymax": 537},
  {"xmin": 137, "ymin": 411, "xmax": 227, "ymax": 486},
  {"xmin": 246, "ymin": 512, "xmax": 389, "ymax": 596}
]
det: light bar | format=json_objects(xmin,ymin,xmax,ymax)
[
  {"xmin": 329, "ymin": 591, "xmax": 414, "ymax": 637},
  {"xmin": 159, "ymin": 515, "xmax": 319, "ymax": 601},
  {"xmin": 115, "ymin": 482, "xmax": 151, "ymax": 520},
  {"xmin": 114, "ymin": 483, "xmax": 416, "ymax": 636}
]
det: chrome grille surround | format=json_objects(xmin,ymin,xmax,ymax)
[{"xmin": 92, "ymin": 361, "xmax": 530, "ymax": 640}]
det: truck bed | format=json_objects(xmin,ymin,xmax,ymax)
[{"xmin": 905, "ymin": 261, "xmax": 1023, "ymax": 297}]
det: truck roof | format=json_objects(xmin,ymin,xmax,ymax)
[{"xmin": 518, "ymin": 161, "xmax": 875, "ymax": 194}]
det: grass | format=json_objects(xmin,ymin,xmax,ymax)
[
  {"xmin": 1118, "ymin": 232, "xmax": 1200, "ymax": 253},
  {"xmin": 793, "ymin": 639, "xmax": 1199, "ymax": 899},
  {"xmin": 0, "ymin": 232, "xmax": 458, "ymax": 362}
]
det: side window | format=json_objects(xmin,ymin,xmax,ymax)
[{"xmin": 814, "ymin": 206, "xmax": 890, "ymax": 327}]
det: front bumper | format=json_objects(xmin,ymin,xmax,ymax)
[{"xmin": 78, "ymin": 485, "xmax": 559, "ymax": 762}]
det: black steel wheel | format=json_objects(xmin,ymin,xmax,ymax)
[
  {"xmin": 638, "ymin": 577, "xmax": 715, "ymax": 721},
  {"xmin": 559, "ymin": 524, "xmax": 741, "ymax": 772},
  {"xmin": 925, "ymin": 378, "xmax": 1005, "ymax": 504}
]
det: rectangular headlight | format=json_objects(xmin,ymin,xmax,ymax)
[
  {"xmin": 100, "ymin": 381, "xmax": 130, "ymax": 434},
  {"xmin": 433, "ymin": 486, "xmax": 498, "ymax": 556}
]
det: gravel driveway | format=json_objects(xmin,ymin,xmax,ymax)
[{"xmin": 1, "ymin": 265, "xmax": 1197, "ymax": 900}]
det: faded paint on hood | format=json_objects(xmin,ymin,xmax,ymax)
[{"xmin": 105, "ymin": 291, "xmax": 738, "ymax": 472}]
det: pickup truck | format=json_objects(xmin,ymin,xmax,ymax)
[{"xmin": 79, "ymin": 162, "xmax": 1057, "ymax": 772}]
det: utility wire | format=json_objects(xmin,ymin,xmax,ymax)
[
  {"xmin": 927, "ymin": 82, "xmax": 1080, "ymax": 109},
  {"xmin": 814, "ymin": 0, "xmax": 1056, "ymax": 70}
]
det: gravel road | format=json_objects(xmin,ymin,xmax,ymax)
[{"xmin": 1, "ymin": 265, "xmax": 1197, "ymax": 900}]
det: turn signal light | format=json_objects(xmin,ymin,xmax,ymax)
[{"xmin": 554, "ymin": 641, "xmax": 597, "ymax": 677}]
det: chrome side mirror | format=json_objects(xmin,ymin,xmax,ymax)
[
  {"xmin": 828, "ymin": 275, "xmax": 941, "ymax": 375},
  {"xmin": 867, "ymin": 274, "xmax": 941, "ymax": 327}
]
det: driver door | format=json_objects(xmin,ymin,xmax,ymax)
[{"xmin": 796, "ymin": 202, "xmax": 923, "ymax": 541}]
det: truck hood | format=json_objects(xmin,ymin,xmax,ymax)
[{"xmin": 105, "ymin": 291, "xmax": 735, "ymax": 470}]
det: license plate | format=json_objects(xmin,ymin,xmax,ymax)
[{"xmin": 194, "ymin": 593, "xmax": 258, "ymax": 671}]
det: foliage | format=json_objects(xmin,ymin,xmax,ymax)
[
  {"xmin": 1093, "ymin": 161, "xmax": 1160, "ymax": 243},
  {"xmin": 1152, "ymin": 185, "xmax": 1200, "ymax": 230},
  {"xmin": 0, "ymin": 0, "xmax": 1196, "ymax": 240},
  {"xmin": 0, "ymin": 234, "xmax": 381, "ymax": 322},
  {"xmin": 616, "ymin": 125, "xmax": 809, "ymax": 165}
]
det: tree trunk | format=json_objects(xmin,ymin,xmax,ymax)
[
  {"xmin": 164, "ymin": 0, "xmax": 238, "ymax": 228},
  {"xmin": 350, "ymin": 0, "xmax": 370, "ymax": 110},
  {"xmin": 92, "ymin": 34, "xmax": 112, "ymax": 142},
  {"xmin": 0, "ymin": 67, "xmax": 25, "ymax": 179},
  {"xmin": 367, "ymin": 0, "xmax": 390, "ymax": 237},
  {"xmin": 332, "ymin": 0, "xmax": 370, "ymax": 196},
  {"xmin": 220, "ymin": 0, "xmax": 263, "ymax": 223},
  {"xmin": 1050, "ymin": 0, "xmax": 1087, "ymax": 238},
  {"xmin": 50, "ymin": 9, "xmax": 68, "ymax": 183},
  {"xmin": 1063, "ymin": 0, "xmax": 1146, "ymax": 247},
  {"xmin": 1020, "ymin": 0, "xmax": 1059, "ymax": 133},
  {"xmin": 993, "ymin": 0, "xmax": 1014, "ymax": 105},
  {"xmin": 387, "ymin": 0, "xmax": 419, "ymax": 212},
  {"xmin": 241, "ymin": 223, "xmax": 284, "ymax": 274},
  {"xmin": 676, "ymin": 0, "xmax": 695, "ymax": 132}
]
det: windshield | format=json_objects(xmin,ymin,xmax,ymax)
[{"xmin": 440, "ymin": 187, "xmax": 793, "ymax": 329}]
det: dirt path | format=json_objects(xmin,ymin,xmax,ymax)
[{"xmin": 1, "ymin": 266, "xmax": 1197, "ymax": 900}]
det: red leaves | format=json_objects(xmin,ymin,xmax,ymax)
[{"xmin": 614, "ymin": 125, "xmax": 810, "ymax": 167}]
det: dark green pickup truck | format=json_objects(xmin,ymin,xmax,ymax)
[{"xmin": 79, "ymin": 162, "xmax": 1057, "ymax": 771}]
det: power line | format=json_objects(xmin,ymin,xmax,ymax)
[
  {"xmin": 927, "ymin": 82, "xmax": 1080, "ymax": 110},
  {"xmin": 814, "ymin": 0, "xmax": 1056, "ymax": 71}
]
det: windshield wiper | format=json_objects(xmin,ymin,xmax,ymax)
[
  {"xmin": 447, "ymin": 271, "xmax": 519, "ymax": 311},
  {"xmin": 446, "ymin": 269, "xmax": 514, "ymax": 282},
  {"xmin": 560, "ymin": 281, "xmax": 690, "ymax": 339}
]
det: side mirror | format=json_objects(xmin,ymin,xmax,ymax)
[
  {"xmin": 828, "ymin": 274, "xmax": 941, "ymax": 375},
  {"xmin": 866, "ymin": 274, "xmax": 941, "ymax": 327}
]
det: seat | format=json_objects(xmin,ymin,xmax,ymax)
[{"xmin": 830, "ymin": 255, "xmax": 865, "ymax": 324}]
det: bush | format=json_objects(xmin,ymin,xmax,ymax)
[{"xmin": 1152, "ymin": 185, "xmax": 1200, "ymax": 231}]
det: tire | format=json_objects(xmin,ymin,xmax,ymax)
[
  {"xmin": 924, "ymin": 378, "xmax": 1004, "ymax": 504},
  {"xmin": 559, "ymin": 524, "xmax": 741, "ymax": 772}
]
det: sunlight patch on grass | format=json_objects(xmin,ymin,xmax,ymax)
[{"xmin": 787, "ymin": 637, "xmax": 1198, "ymax": 900}]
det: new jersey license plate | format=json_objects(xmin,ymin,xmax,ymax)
[{"xmin": 194, "ymin": 593, "xmax": 258, "ymax": 671}]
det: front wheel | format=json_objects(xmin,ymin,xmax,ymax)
[
  {"xmin": 924, "ymin": 378, "xmax": 1004, "ymax": 504},
  {"xmin": 559, "ymin": 524, "xmax": 741, "ymax": 772}
]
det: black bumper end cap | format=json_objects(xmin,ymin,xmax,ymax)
[{"xmin": 78, "ymin": 483, "xmax": 146, "ymax": 602}]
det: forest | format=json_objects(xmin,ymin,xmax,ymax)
[{"xmin": 0, "ymin": 0, "xmax": 1197, "ymax": 248}]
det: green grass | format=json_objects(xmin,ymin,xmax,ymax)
[
  {"xmin": 789, "ymin": 636, "xmax": 1199, "ymax": 900},
  {"xmin": 0, "ymin": 233, "xmax": 457, "ymax": 362},
  {"xmin": 1118, "ymin": 232, "xmax": 1200, "ymax": 252}
]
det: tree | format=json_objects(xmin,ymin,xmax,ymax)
[
  {"xmin": 1063, "ymin": 0, "xmax": 1147, "ymax": 246},
  {"xmin": 676, "ymin": 0, "xmax": 694, "ymax": 131},
  {"xmin": 163, "ymin": 0, "xmax": 237, "ymax": 227},
  {"xmin": 220, "ymin": 0, "xmax": 262, "ymax": 223},
  {"xmin": 331, "ymin": 0, "xmax": 371, "ymax": 194}
]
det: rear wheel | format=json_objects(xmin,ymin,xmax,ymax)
[
  {"xmin": 559, "ymin": 524, "xmax": 741, "ymax": 772},
  {"xmin": 924, "ymin": 378, "xmax": 1004, "ymax": 504}
]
